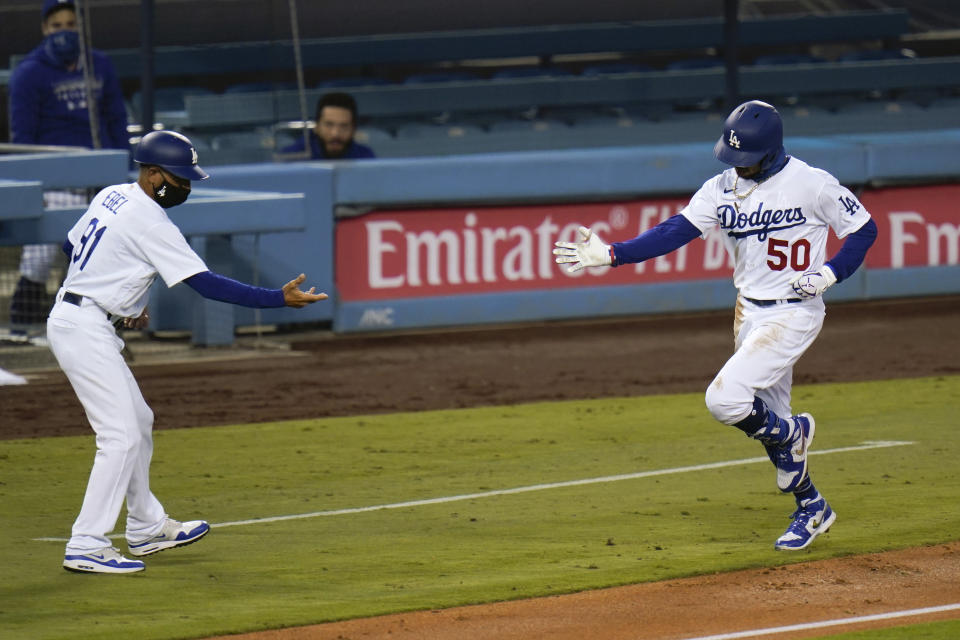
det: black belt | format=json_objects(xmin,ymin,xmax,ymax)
[
  {"xmin": 63, "ymin": 291, "xmax": 84, "ymax": 306},
  {"xmin": 63, "ymin": 291, "xmax": 119, "ymax": 324},
  {"xmin": 743, "ymin": 297, "xmax": 803, "ymax": 307}
]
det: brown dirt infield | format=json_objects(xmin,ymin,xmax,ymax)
[
  {"xmin": 211, "ymin": 543, "xmax": 960, "ymax": 640},
  {"xmin": 3, "ymin": 294, "xmax": 959, "ymax": 638}
]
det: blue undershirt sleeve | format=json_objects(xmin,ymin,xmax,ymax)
[
  {"xmin": 825, "ymin": 218, "xmax": 878, "ymax": 283},
  {"xmin": 184, "ymin": 270, "xmax": 286, "ymax": 308},
  {"xmin": 610, "ymin": 214, "xmax": 703, "ymax": 266},
  {"xmin": 62, "ymin": 239, "xmax": 73, "ymax": 257}
]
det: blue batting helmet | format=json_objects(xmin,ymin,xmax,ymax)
[
  {"xmin": 134, "ymin": 130, "xmax": 209, "ymax": 181},
  {"xmin": 713, "ymin": 100, "xmax": 783, "ymax": 167}
]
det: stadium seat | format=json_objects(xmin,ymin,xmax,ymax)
[
  {"xmin": 837, "ymin": 49, "xmax": 914, "ymax": 62},
  {"xmin": 778, "ymin": 104, "xmax": 833, "ymax": 119},
  {"xmin": 825, "ymin": 99, "xmax": 927, "ymax": 134},
  {"xmin": 210, "ymin": 130, "xmax": 274, "ymax": 151},
  {"xmin": 487, "ymin": 118, "xmax": 569, "ymax": 133},
  {"xmin": 224, "ymin": 82, "xmax": 297, "ymax": 93},
  {"xmin": 354, "ymin": 126, "xmax": 394, "ymax": 144},
  {"xmin": 316, "ymin": 77, "xmax": 391, "ymax": 89},
  {"xmin": 567, "ymin": 113, "xmax": 636, "ymax": 129},
  {"xmin": 664, "ymin": 108, "xmax": 724, "ymax": 122},
  {"xmin": 666, "ymin": 58, "xmax": 724, "ymax": 70},
  {"xmin": 925, "ymin": 95, "xmax": 960, "ymax": 110},
  {"xmin": 538, "ymin": 106, "xmax": 613, "ymax": 125},
  {"xmin": 131, "ymin": 87, "xmax": 215, "ymax": 114},
  {"xmin": 403, "ymin": 71, "xmax": 481, "ymax": 84},
  {"xmin": 894, "ymin": 88, "xmax": 946, "ymax": 108},
  {"xmin": 491, "ymin": 67, "xmax": 573, "ymax": 79},
  {"xmin": 394, "ymin": 121, "xmax": 485, "ymax": 139},
  {"xmin": 836, "ymin": 100, "xmax": 925, "ymax": 116},
  {"xmin": 580, "ymin": 62, "xmax": 652, "ymax": 76},
  {"xmin": 620, "ymin": 102, "xmax": 685, "ymax": 122},
  {"xmin": 752, "ymin": 54, "xmax": 826, "ymax": 66}
]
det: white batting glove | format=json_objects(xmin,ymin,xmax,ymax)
[
  {"xmin": 553, "ymin": 226, "xmax": 612, "ymax": 273},
  {"xmin": 790, "ymin": 265, "xmax": 837, "ymax": 299}
]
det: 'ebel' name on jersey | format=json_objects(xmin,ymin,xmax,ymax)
[{"xmin": 716, "ymin": 203, "xmax": 807, "ymax": 241}]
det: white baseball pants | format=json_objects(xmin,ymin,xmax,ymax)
[
  {"xmin": 705, "ymin": 296, "xmax": 826, "ymax": 425},
  {"xmin": 47, "ymin": 290, "xmax": 167, "ymax": 553}
]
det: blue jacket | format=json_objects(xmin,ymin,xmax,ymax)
[
  {"xmin": 9, "ymin": 43, "xmax": 129, "ymax": 150},
  {"xmin": 281, "ymin": 131, "xmax": 376, "ymax": 160}
]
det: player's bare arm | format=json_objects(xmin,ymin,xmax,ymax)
[{"xmin": 282, "ymin": 273, "xmax": 328, "ymax": 307}]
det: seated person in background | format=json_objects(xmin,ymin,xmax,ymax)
[{"xmin": 280, "ymin": 92, "xmax": 376, "ymax": 160}]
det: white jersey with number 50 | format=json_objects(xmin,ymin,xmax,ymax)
[
  {"xmin": 61, "ymin": 182, "xmax": 208, "ymax": 318},
  {"xmin": 680, "ymin": 157, "xmax": 872, "ymax": 300}
]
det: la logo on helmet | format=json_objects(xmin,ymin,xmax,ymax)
[
  {"xmin": 727, "ymin": 129, "xmax": 741, "ymax": 149},
  {"xmin": 191, "ymin": 148, "xmax": 199, "ymax": 165}
]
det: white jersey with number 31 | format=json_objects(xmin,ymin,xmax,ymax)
[
  {"xmin": 61, "ymin": 182, "xmax": 208, "ymax": 318},
  {"xmin": 680, "ymin": 157, "xmax": 872, "ymax": 299}
]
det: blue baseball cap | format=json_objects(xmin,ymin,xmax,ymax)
[{"xmin": 42, "ymin": 0, "xmax": 75, "ymax": 19}]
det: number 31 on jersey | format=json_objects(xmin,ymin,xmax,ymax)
[{"xmin": 72, "ymin": 217, "xmax": 107, "ymax": 270}]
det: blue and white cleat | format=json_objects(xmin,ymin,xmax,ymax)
[
  {"xmin": 772, "ymin": 412, "xmax": 815, "ymax": 492},
  {"xmin": 63, "ymin": 547, "xmax": 145, "ymax": 573},
  {"xmin": 775, "ymin": 495, "xmax": 836, "ymax": 551},
  {"xmin": 127, "ymin": 518, "xmax": 210, "ymax": 557}
]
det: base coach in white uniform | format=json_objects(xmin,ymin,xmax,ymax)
[{"xmin": 49, "ymin": 130, "xmax": 327, "ymax": 574}]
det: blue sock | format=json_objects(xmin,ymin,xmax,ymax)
[
  {"xmin": 793, "ymin": 477, "xmax": 819, "ymax": 504},
  {"xmin": 733, "ymin": 397, "xmax": 793, "ymax": 445}
]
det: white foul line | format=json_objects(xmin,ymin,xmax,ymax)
[
  {"xmin": 682, "ymin": 602, "xmax": 960, "ymax": 640},
  {"xmin": 31, "ymin": 440, "xmax": 911, "ymax": 542}
]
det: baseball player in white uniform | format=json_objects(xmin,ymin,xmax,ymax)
[
  {"xmin": 554, "ymin": 100, "xmax": 877, "ymax": 550},
  {"xmin": 50, "ymin": 130, "xmax": 327, "ymax": 573}
]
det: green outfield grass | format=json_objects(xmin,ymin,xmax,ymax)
[
  {"xmin": 829, "ymin": 620, "xmax": 960, "ymax": 639},
  {"xmin": 1, "ymin": 376, "xmax": 958, "ymax": 640}
]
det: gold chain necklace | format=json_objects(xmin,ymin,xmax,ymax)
[{"xmin": 731, "ymin": 174, "xmax": 763, "ymax": 212}]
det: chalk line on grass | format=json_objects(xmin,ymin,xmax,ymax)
[{"xmin": 31, "ymin": 440, "xmax": 912, "ymax": 542}]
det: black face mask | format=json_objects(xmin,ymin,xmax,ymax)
[{"xmin": 153, "ymin": 179, "xmax": 191, "ymax": 208}]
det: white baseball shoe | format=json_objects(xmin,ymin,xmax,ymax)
[
  {"xmin": 127, "ymin": 518, "xmax": 210, "ymax": 557},
  {"xmin": 63, "ymin": 547, "xmax": 145, "ymax": 574}
]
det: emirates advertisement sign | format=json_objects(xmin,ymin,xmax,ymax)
[
  {"xmin": 336, "ymin": 199, "xmax": 732, "ymax": 301},
  {"xmin": 336, "ymin": 185, "xmax": 960, "ymax": 302},
  {"xmin": 857, "ymin": 184, "xmax": 960, "ymax": 269}
]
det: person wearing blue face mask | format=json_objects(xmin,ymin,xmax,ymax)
[
  {"xmin": 10, "ymin": 0, "xmax": 128, "ymax": 150},
  {"xmin": 6, "ymin": 0, "xmax": 130, "ymax": 344}
]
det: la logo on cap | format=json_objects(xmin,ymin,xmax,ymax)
[{"xmin": 727, "ymin": 129, "xmax": 741, "ymax": 149}]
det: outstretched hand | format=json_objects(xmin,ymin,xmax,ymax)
[
  {"xmin": 553, "ymin": 226, "xmax": 612, "ymax": 273},
  {"xmin": 282, "ymin": 274, "xmax": 328, "ymax": 308}
]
